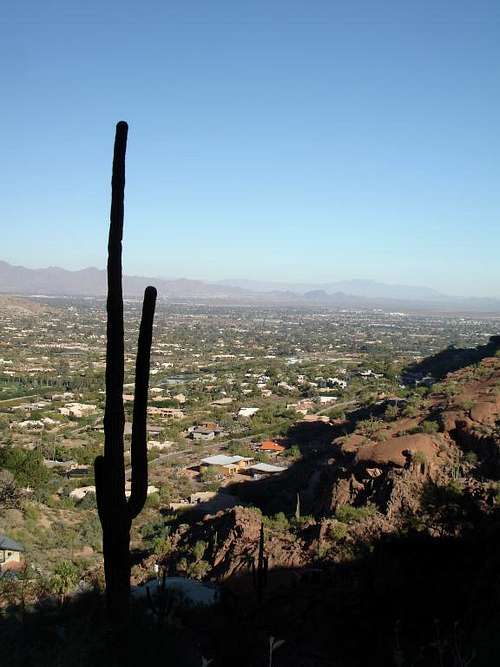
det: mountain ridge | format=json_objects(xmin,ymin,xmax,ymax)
[{"xmin": 1, "ymin": 260, "xmax": 500, "ymax": 312}]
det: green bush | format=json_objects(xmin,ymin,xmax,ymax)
[
  {"xmin": 330, "ymin": 521, "xmax": 348, "ymax": 540},
  {"xmin": 0, "ymin": 446, "xmax": 49, "ymax": 491},
  {"xmin": 412, "ymin": 451, "xmax": 428, "ymax": 465},
  {"xmin": 145, "ymin": 492, "xmax": 160, "ymax": 508},
  {"xmin": 262, "ymin": 512, "xmax": 290, "ymax": 532},
  {"xmin": 335, "ymin": 504, "xmax": 376, "ymax": 523},
  {"xmin": 420, "ymin": 420, "xmax": 439, "ymax": 434},
  {"xmin": 384, "ymin": 404, "xmax": 399, "ymax": 421},
  {"xmin": 464, "ymin": 451, "xmax": 478, "ymax": 465}
]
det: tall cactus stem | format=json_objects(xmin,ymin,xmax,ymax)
[{"xmin": 94, "ymin": 121, "xmax": 157, "ymax": 625}]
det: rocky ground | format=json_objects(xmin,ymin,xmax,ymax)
[
  {"xmin": 145, "ymin": 351, "xmax": 500, "ymax": 587},
  {"xmin": 125, "ymin": 350, "xmax": 500, "ymax": 665}
]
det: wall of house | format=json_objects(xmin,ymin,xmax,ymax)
[{"xmin": 0, "ymin": 549, "xmax": 22, "ymax": 565}]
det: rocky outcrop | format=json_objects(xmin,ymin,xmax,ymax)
[
  {"xmin": 354, "ymin": 433, "xmax": 441, "ymax": 467},
  {"xmin": 156, "ymin": 506, "xmax": 308, "ymax": 581},
  {"xmin": 138, "ymin": 354, "xmax": 500, "ymax": 584},
  {"xmin": 320, "ymin": 355, "xmax": 500, "ymax": 518}
]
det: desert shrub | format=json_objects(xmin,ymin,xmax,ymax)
[
  {"xmin": 79, "ymin": 515, "xmax": 102, "ymax": 551},
  {"xmin": 402, "ymin": 404, "xmax": 418, "ymax": 418},
  {"xmin": 282, "ymin": 445, "xmax": 301, "ymax": 459},
  {"xmin": 456, "ymin": 398, "xmax": 474, "ymax": 411},
  {"xmin": 330, "ymin": 521, "xmax": 348, "ymax": 540},
  {"xmin": 23, "ymin": 503, "xmax": 41, "ymax": 522},
  {"xmin": 78, "ymin": 492, "xmax": 97, "ymax": 509},
  {"xmin": 421, "ymin": 480, "xmax": 478, "ymax": 536},
  {"xmin": 152, "ymin": 537, "xmax": 172, "ymax": 558},
  {"xmin": 420, "ymin": 420, "xmax": 439, "ymax": 434},
  {"xmin": 186, "ymin": 559, "xmax": 210, "ymax": 579},
  {"xmin": 358, "ymin": 418, "xmax": 384, "ymax": 438},
  {"xmin": 145, "ymin": 492, "xmax": 160, "ymax": 508},
  {"xmin": 262, "ymin": 512, "xmax": 290, "ymax": 532},
  {"xmin": 0, "ymin": 446, "xmax": 49, "ymax": 491},
  {"xmin": 200, "ymin": 466, "xmax": 221, "ymax": 483},
  {"xmin": 384, "ymin": 404, "xmax": 399, "ymax": 421},
  {"xmin": 335, "ymin": 504, "xmax": 376, "ymax": 523},
  {"xmin": 293, "ymin": 514, "xmax": 315, "ymax": 529},
  {"xmin": 191, "ymin": 540, "xmax": 208, "ymax": 562},
  {"xmin": 49, "ymin": 560, "xmax": 80, "ymax": 603},
  {"xmin": 412, "ymin": 451, "xmax": 428, "ymax": 465}
]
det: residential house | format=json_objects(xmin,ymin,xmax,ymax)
[
  {"xmin": 147, "ymin": 406, "xmax": 184, "ymax": 419},
  {"xmin": 59, "ymin": 403, "xmax": 97, "ymax": 418},
  {"xmin": 200, "ymin": 455, "xmax": 254, "ymax": 477},
  {"xmin": 13, "ymin": 419, "xmax": 44, "ymax": 430},
  {"xmin": 189, "ymin": 422, "xmax": 224, "ymax": 441},
  {"xmin": 66, "ymin": 464, "xmax": 90, "ymax": 478},
  {"xmin": 70, "ymin": 484, "xmax": 159, "ymax": 501},
  {"xmin": 287, "ymin": 399, "xmax": 315, "ymax": 415},
  {"xmin": 258, "ymin": 440, "xmax": 286, "ymax": 456},
  {"xmin": 300, "ymin": 414, "xmax": 331, "ymax": 423},
  {"xmin": 318, "ymin": 396, "xmax": 338, "ymax": 404},
  {"xmin": 277, "ymin": 381, "xmax": 295, "ymax": 392},
  {"xmin": 237, "ymin": 407, "xmax": 259, "ymax": 419},
  {"xmin": 248, "ymin": 462, "xmax": 286, "ymax": 479},
  {"xmin": 124, "ymin": 421, "xmax": 163, "ymax": 436},
  {"xmin": 147, "ymin": 440, "xmax": 173, "ymax": 451},
  {"xmin": 0, "ymin": 535, "xmax": 25, "ymax": 572},
  {"xmin": 327, "ymin": 377, "xmax": 348, "ymax": 389},
  {"xmin": 211, "ymin": 397, "xmax": 233, "ymax": 406},
  {"xmin": 191, "ymin": 427, "xmax": 216, "ymax": 441}
]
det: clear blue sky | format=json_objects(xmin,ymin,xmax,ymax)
[{"xmin": 1, "ymin": 1, "xmax": 499, "ymax": 296}]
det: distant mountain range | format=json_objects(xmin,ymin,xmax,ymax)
[
  {"xmin": 1, "ymin": 260, "xmax": 500, "ymax": 313},
  {"xmin": 0, "ymin": 261, "xmax": 245, "ymax": 300},
  {"xmin": 216, "ymin": 278, "xmax": 447, "ymax": 301}
]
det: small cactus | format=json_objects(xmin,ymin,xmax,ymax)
[
  {"xmin": 94, "ymin": 121, "xmax": 157, "ymax": 624},
  {"xmin": 252, "ymin": 522, "xmax": 269, "ymax": 603},
  {"xmin": 146, "ymin": 569, "xmax": 174, "ymax": 628}
]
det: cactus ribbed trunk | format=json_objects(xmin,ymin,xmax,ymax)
[{"xmin": 95, "ymin": 121, "xmax": 157, "ymax": 626}]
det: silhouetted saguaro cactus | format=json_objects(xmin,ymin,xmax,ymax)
[
  {"xmin": 252, "ymin": 522, "xmax": 269, "ymax": 603},
  {"xmin": 94, "ymin": 121, "xmax": 157, "ymax": 624}
]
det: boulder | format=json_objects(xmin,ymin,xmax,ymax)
[{"xmin": 354, "ymin": 434, "xmax": 439, "ymax": 468}]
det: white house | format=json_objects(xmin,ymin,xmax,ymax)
[
  {"xmin": 238, "ymin": 407, "xmax": 259, "ymax": 418},
  {"xmin": 327, "ymin": 377, "xmax": 348, "ymax": 389},
  {"xmin": 70, "ymin": 484, "xmax": 159, "ymax": 501},
  {"xmin": 147, "ymin": 440, "xmax": 173, "ymax": 451},
  {"xmin": 59, "ymin": 403, "xmax": 96, "ymax": 418}
]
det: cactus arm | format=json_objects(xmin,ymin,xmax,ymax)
[
  {"xmin": 103, "ymin": 120, "xmax": 128, "ymax": 505},
  {"xmin": 94, "ymin": 454, "xmax": 106, "ymax": 524},
  {"xmin": 128, "ymin": 285, "xmax": 157, "ymax": 519}
]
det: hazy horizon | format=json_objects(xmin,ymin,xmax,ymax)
[
  {"xmin": 2, "ymin": 257, "xmax": 499, "ymax": 300},
  {"xmin": 1, "ymin": 1, "xmax": 500, "ymax": 297}
]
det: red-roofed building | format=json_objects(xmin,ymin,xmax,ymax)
[{"xmin": 258, "ymin": 440, "xmax": 286, "ymax": 455}]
